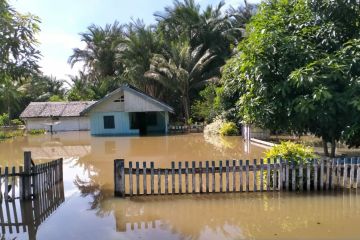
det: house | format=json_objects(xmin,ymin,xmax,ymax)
[
  {"xmin": 81, "ymin": 85, "xmax": 174, "ymax": 135},
  {"xmin": 20, "ymin": 84, "xmax": 174, "ymax": 135},
  {"xmin": 20, "ymin": 101, "xmax": 96, "ymax": 132}
]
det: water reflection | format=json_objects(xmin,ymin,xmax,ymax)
[
  {"xmin": 109, "ymin": 191, "xmax": 360, "ymax": 239},
  {"xmin": 0, "ymin": 182, "xmax": 64, "ymax": 240},
  {"xmin": 2, "ymin": 132, "xmax": 359, "ymax": 239}
]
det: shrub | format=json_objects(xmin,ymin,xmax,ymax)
[
  {"xmin": 204, "ymin": 117, "xmax": 225, "ymax": 135},
  {"xmin": 219, "ymin": 122, "xmax": 239, "ymax": 136},
  {"xmin": 10, "ymin": 119, "xmax": 23, "ymax": 126},
  {"xmin": 28, "ymin": 129, "xmax": 46, "ymax": 135},
  {"xmin": 265, "ymin": 141, "xmax": 317, "ymax": 163},
  {"xmin": 0, "ymin": 130, "xmax": 24, "ymax": 140},
  {"xmin": 0, "ymin": 113, "xmax": 9, "ymax": 126}
]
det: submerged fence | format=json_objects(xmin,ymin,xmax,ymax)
[
  {"xmin": 0, "ymin": 151, "xmax": 63, "ymax": 201},
  {"xmin": 114, "ymin": 158, "xmax": 360, "ymax": 197},
  {"xmin": 0, "ymin": 181, "xmax": 65, "ymax": 239}
]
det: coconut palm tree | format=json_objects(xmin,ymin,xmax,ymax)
[
  {"xmin": 145, "ymin": 41, "xmax": 218, "ymax": 121},
  {"xmin": 68, "ymin": 21, "xmax": 125, "ymax": 83}
]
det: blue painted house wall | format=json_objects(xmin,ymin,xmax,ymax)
[
  {"xmin": 90, "ymin": 112, "xmax": 139, "ymax": 135},
  {"xmin": 82, "ymin": 85, "xmax": 173, "ymax": 136}
]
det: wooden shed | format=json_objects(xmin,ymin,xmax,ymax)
[
  {"xmin": 80, "ymin": 85, "xmax": 174, "ymax": 136},
  {"xmin": 20, "ymin": 101, "xmax": 96, "ymax": 132}
]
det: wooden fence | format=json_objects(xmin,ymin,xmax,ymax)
[
  {"xmin": 0, "ymin": 151, "xmax": 63, "ymax": 201},
  {"xmin": 114, "ymin": 158, "xmax": 360, "ymax": 197},
  {"xmin": 168, "ymin": 123, "xmax": 204, "ymax": 133},
  {"xmin": 0, "ymin": 181, "xmax": 64, "ymax": 239}
]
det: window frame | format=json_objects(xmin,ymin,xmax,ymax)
[{"xmin": 103, "ymin": 115, "xmax": 115, "ymax": 129}]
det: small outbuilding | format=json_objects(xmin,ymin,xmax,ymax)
[
  {"xmin": 20, "ymin": 101, "xmax": 96, "ymax": 132},
  {"xmin": 81, "ymin": 85, "xmax": 174, "ymax": 135}
]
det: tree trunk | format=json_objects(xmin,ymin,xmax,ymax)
[
  {"xmin": 322, "ymin": 139, "xmax": 329, "ymax": 157},
  {"xmin": 182, "ymin": 94, "xmax": 190, "ymax": 123},
  {"xmin": 330, "ymin": 138, "xmax": 336, "ymax": 158}
]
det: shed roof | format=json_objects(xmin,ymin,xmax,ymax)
[{"xmin": 20, "ymin": 101, "xmax": 96, "ymax": 119}]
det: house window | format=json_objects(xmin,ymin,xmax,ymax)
[
  {"xmin": 147, "ymin": 112, "xmax": 157, "ymax": 126},
  {"xmin": 103, "ymin": 116, "xmax": 115, "ymax": 129},
  {"xmin": 114, "ymin": 95, "xmax": 124, "ymax": 103}
]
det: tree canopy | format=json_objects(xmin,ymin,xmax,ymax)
[{"xmin": 221, "ymin": 0, "xmax": 360, "ymax": 156}]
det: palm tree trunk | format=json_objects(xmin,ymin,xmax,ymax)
[
  {"xmin": 330, "ymin": 138, "xmax": 336, "ymax": 158},
  {"xmin": 322, "ymin": 139, "xmax": 329, "ymax": 157},
  {"xmin": 182, "ymin": 95, "xmax": 190, "ymax": 123}
]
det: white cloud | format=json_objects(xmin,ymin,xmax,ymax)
[{"xmin": 36, "ymin": 31, "xmax": 85, "ymax": 81}]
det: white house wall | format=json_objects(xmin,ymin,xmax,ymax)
[
  {"xmin": 91, "ymin": 90, "xmax": 125, "ymax": 113},
  {"xmin": 124, "ymin": 90, "xmax": 164, "ymax": 112},
  {"xmin": 25, "ymin": 117, "xmax": 90, "ymax": 132}
]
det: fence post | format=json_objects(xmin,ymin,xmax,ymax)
[
  {"xmin": 23, "ymin": 151, "xmax": 32, "ymax": 200},
  {"xmin": 114, "ymin": 159, "xmax": 125, "ymax": 197}
]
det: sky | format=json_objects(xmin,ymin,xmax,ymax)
[{"xmin": 9, "ymin": 0, "xmax": 260, "ymax": 82}]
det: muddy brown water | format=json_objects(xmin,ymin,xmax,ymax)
[{"xmin": 0, "ymin": 132, "xmax": 360, "ymax": 240}]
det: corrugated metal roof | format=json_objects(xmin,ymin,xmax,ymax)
[{"xmin": 20, "ymin": 101, "xmax": 96, "ymax": 118}]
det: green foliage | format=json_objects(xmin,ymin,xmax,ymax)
[
  {"xmin": 27, "ymin": 129, "xmax": 46, "ymax": 135},
  {"xmin": 0, "ymin": 113, "xmax": 9, "ymax": 126},
  {"xmin": 10, "ymin": 118, "xmax": 23, "ymax": 126},
  {"xmin": 265, "ymin": 141, "xmax": 317, "ymax": 164},
  {"xmin": 219, "ymin": 122, "xmax": 239, "ymax": 136},
  {"xmin": 191, "ymin": 84, "xmax": 222, "ymax": 122},
  {"xmin": 0, "ymin": 130, "xmax": 24, "ymax": 140},
  {"xmin": 222, "ymin": 0, "xmax": 360, "ymax": 156},
  {"xmin": 48, "ymin": 95, "xmax": 64, "ymax": 102}
]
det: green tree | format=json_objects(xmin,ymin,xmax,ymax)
[
  {"xmin": 68, "ymin": 21, "xmax": 126, "ymax": 97},
  {"xmin": 145, "ymin": 41, "xmax": 218, "ymax": 121},
  {"xmin": 222, "ymin": 0, "xmax": 360, "ymax": 157}
]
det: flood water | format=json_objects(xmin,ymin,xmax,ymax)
[{"xmin": 0, "ymin": 132, "xmax": 360, "ymax": 239}]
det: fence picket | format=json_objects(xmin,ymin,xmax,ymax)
[
  {"xmin": 320, "ymin": 159, "xmax": 324, "ymax": 191},
  {"xmin": 143, "ymin": 162, "xmax": 147, "ymax": 195},
  {"xmin": 273, "ymin": 159, "xmax": 277, "ymax": 191},
  {"xmin": 171, "ymin": 162, "xmax": 175, "ymax": 194},
  {"xmin": 206, "ymin": 161, "xmax": 210, "ymax": 193},
  {"xmin": 307, "ymin": 161, "xmax": 311, "ymax": 191},
  {"xmin": 253, "ymin": 160, "xmax": 257, "ymax": 192},
  {"xmin": 219, "ymin": 161, "xmax": 223, "ymax": 192},
  {"xmin": 350, "ymin": 158, "xmax": 355, "ymax": 188},
  {"xmin": 185, "ymin": 162, "xmax": 189, "ymax": 194},
  {"xmin": 129, "ymin": 162, "xmax": 133, "ymax": 196},
  {"xmin": 158, "ymin": 168, "xmax": 161, "ymax": 195},
  {"xmin": 314, "ymin": 159, "xmax": 318, "ymax": 191},
  {"xmin": 192, "ymin": 161, "xmax": 196, "ymax": 193},
  {"xmin": 4, "ymin": 167, "xmax": 9, "ymax": 200},
  {"xmin": 239, "ymin": 160, "xmax": 243, "ymax": 192},
  {"xmin": 199, "ymin": 162, "xmax": 203, "ymax": 193},
  {"xmin": 245, "ymin": 160, "xmax": 249, "ymax": 192},
  {"xmin": 291, "ymin": 160, "xmax": 296, "ymax": 191},
  {"xmin": 136, "ymin": 162, "xmax": 140, "ymax": 195},
  {"xmin": 151, "ymin": 162, "xmax": 154, "ymax": 195},
  {"xmin": 278, "ymin": 159, "xmax": 282, "ymax": 191},
  {"xmin": 212, "ymin": 161, "xmax": 215, "ymax": 192},
  {"xmin": 326, "ymin": 160, "xmax": 330, "ymax": 190},
  {"xmin": 343, "ymin": 158, "xmax": 347, "ymax": 188},
  {"xmin": 226, "ymin": 160, "xmax": 229, "ymax": 192},
  {"xmin": 165, "ymin": 169, "xmax": 169, "ymax": 194},
  {"xmin": 299, "ymin": 161, "xmax": 303, "ymax": 191},
  {"xmin": 266, "ymin": 159, "xmax": 270, "ymax": 191},
  {"xmin": 178, "ymin": 162, "xmax": 182, "ymax": 194},
  {"xmin": 285, "ymin": 160, "xmax": 289, "ymax": 191}
]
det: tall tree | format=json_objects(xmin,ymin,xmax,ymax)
[
  {"xmin": 145, "ymin": 41, "xmax": 218, "ymax": 121},
  {"xmin": 222, "ymin": 0, "xmax": 360, "ymax": 157},
  {"xmin": 68, "ymin": 21, "xmax": 126, "ymax": 97}
]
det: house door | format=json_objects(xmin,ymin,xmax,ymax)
[{"xmin": 137, "ymin": 112, "xmax": 147, "ymax": 135}]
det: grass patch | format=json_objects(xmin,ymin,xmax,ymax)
[{"xmin": 27, "ymin": 129, "xmax": 46, "ymax": 135}]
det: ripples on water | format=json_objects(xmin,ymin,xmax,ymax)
[{"xmin": 0, "ymin": 132, "xmax": 359, "ymax": 240}]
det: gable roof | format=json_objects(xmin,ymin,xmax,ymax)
[
  {"xmin": 80, "ymin": 84, "xmax": 174, "ymax": 115},
  {"xmin": 20, "ymin": 101, "xmax": 96, "ymax": 119}
]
